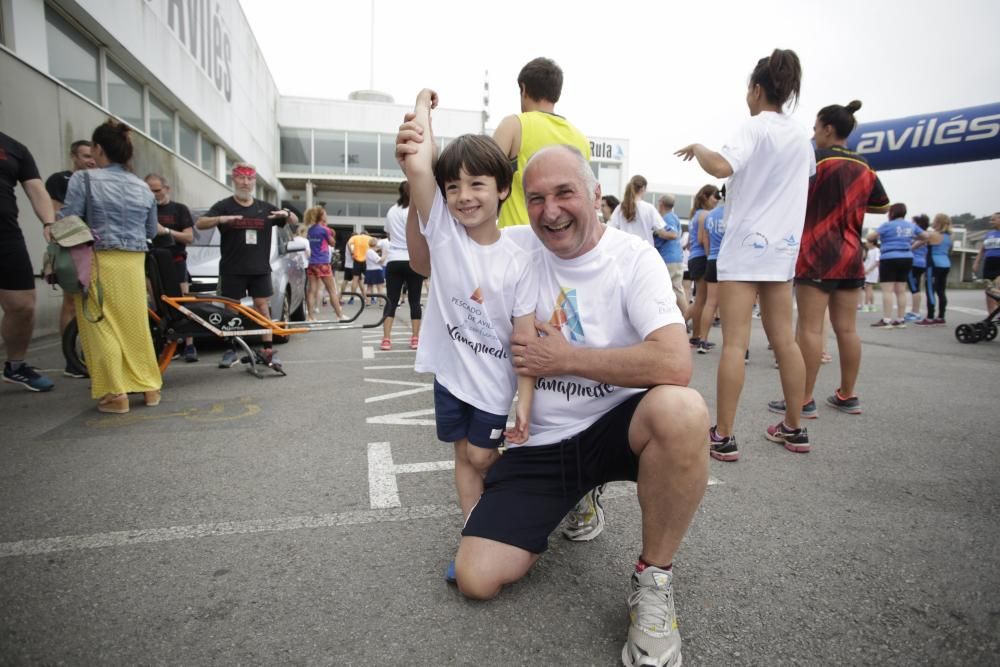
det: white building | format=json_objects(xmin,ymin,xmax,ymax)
[{"xmin": 1, "ymin": 0, "xmax": 642, "ymax": 336}]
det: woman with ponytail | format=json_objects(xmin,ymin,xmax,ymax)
[
  {"xmin": 676, "ymin": 48, "xmax": 814, "ymax": 460},
  {"xmin": 58, "ymin": 119, "xmax": 161, "ymax": 414},
  {"xmin": 606, "ymin": 175, "xmax": 672, "ymax": 247},
  {"xmin": 768, "ymin": 99, "xmax": 889, "ymax": 423}
]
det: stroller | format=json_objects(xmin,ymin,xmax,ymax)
[
  {"xmin": 63, "ymin": 249, "xmax": 387, "ymax": 378},
  {"xmin": 954, "ymin": 283, "xmax": 999, "ymax": 344}
]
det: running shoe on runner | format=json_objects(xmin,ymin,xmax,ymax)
[
  {"xmin": 915, "ymin": 318, "xmax": 936, "ymax": 326},
  {"xmin": 870, "ymin": 318, "xmax": 893, "ymax": 328},
  {"xmin": 63, "ymin": 366, "xmax": 88, "ymax": 379},
  {"xmin": 622, "ymin": 565, "xmax": 682, "ymax": 667},
  {"xmin": 826, "ymin": 389, "xmax": 862, "ymax": 414},
  {"xmin": 891, "ymin": 319, "xmax": 907, "ymax": 328},
  {"xmin": 218, "ymin": 348, "xmax": 239, "ymax": 368},
  {"xmin": 380, "ymin": 338, "xmax": 392, "ymax": 351},
  {"xmin": 3, "ymin": 362, "xmax": 54, "ymax": 392},
  {"xmin": 696, "ymin": 342, "xmax": 710, "ymax": 355},
  {"xmin": 932, "ymin": 318, "xmax": 946, "ymax": 326},
  {"xmin": 563, "ymin": 485, "xmax": 606, "ymax": 541},
  {"xmin": 767, "ymin": 398, "xmax": 817, "ymax": 419},
  {"xmin": 183, "ymin": 344, "xmax": 199, "ymax": 362},
  {"xmin": 765, "ymin": 421, "xmax": 810, "ymax": 453},
  {"xmin": 903, "ymin": 311, "xmax": 921, "ymax": 322},
  {"xmin": 708, "ymin": 426, "xmax": 739, "ymax": 462}
]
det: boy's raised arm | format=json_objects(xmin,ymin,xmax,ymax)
[{"xmin": 401, "ymin": 89, "xmax": 439, "ymax": 226}]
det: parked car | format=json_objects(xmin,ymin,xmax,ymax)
[{"xmin": 186, "ymin": 215, "xmax": 308, "ymax": 332}]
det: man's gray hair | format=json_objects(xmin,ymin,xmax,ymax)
[
  {"xmin": 523, "ymin": 144, "xmax": 598, "ymax": 195},
  {"xmin": 658, "ymin": 194, "xmax": 675, "ymax": 208},
  {"xmin": 144, "ymin": 173, "xmax": 168, "ymax": 187}
]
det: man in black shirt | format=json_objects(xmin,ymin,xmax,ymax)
[
  {"xmin": 146, "ymin": 173, "xmax": 197, "ymax": 362},
  {"xmin": 196, "ymin": 163, "xmax": 297, "ymax": 368},
  {"xmin": 1, "ymin": 132, "xmax": 56, "ymax": 392},
  {"xmin": 45, "ymin": 139, "xmax": 95, "ymax": 378}
]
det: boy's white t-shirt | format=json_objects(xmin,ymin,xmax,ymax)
[
  {"xmin": 365, "ymin": 247, "xmax": 381, "ymax": 266},
  {"xmin": 505, "ymin": 225, "xmax": 684, "ymax": 446},
  {"xmin": 864, "ymin": 246, "xmax": 880, "ymax": 283},
  {"xmin": 415, "ymin": 189, "xmax": 539, "ymax": 415},
  {"xmin": 717, "ymin": 111, "xmax": 816, "ymax": 281},
  {"xmin": 607, "ymin": 200, "xmax": 666, "ymax": 247}
]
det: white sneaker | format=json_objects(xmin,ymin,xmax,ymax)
[
  {"xmin": 562, "ymin": 485, "xmax": 606, "ymax": 541},
  {"xmin": 622, "ymin": 565, "xmax": 682, "ymax": 667}
]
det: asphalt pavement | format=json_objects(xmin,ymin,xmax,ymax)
[{"xmin": 1, "ymin": 289, "xmax": 998, "ymax": 666}]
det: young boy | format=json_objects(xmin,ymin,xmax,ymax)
[{"xmin": 401, "ymin": 89, "xmax": 537, "ymax": 582}]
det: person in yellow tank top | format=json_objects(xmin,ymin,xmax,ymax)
[
  {"xmin": 347, "ymin": 232, "xmax": 372, "ymax": 298},
  {"xmin": 494, "ymin": 57, "xmax": 591, "ymax": 229}
]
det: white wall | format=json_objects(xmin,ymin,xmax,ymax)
[
  {"xmin": 1, "ymin": 49, "xmax": 231, "ymax": 338},
  {"xmin": 279, "ymin": 96, "xmax": 483, "ymax": 138}
]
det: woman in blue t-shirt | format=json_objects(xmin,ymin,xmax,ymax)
[
  {"xmin": 917, "ymin": 213, "xmax": 953, "ymax": 325},
  {"xmin": 973, "ymin": 212, "xmax": 1000, "ymax": 314},
  {"xmin": 905, "ymin": 214, "xmax": 930, "ymax": 321},
  {"xmin": 686, "ymin": 184, "xmax": 720, "ymax": 351},
  {"xmin": 873, "ymin": 203, "xmax": 927, "ymax": 328}
]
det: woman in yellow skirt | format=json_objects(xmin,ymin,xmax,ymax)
[{"xmin": 59, "ymin": 120, "xmax": 161, "ymax": 413}]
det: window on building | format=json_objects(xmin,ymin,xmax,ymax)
[
  {"xmin": 280, "ymin": 128, "xmax": 311, "ymax": 173},
  {"xmin": 347, "ymin": 133, "xmax": 378, "ymax": 176},
  {"xmin": 45, "ymin": 6, "xmax": 99, "ymax": 103},
  {"xmin": 106, "ymin": 59, "xmax": 143, "ymax": 129},
  {"xmin": 326, "ymin": 196, "xmax": 349, "ymax": 217},
  {"xmin": 354, "ymin": 201, "xmax": 379, "ymax": 218},
  {"xmin": 224, "ymin": 155, "xmax": 236, "ymax": 187},
  {"xmin": 313, "ymin": 130, "xmax": 344, "ymax": 174},
  {"xmin": 379, "ymin": 134, "xmax": 403, "ymax": 178},
  {"xmin": 149, "ymin": 94, "xmax": 173, "ymax": 148},
  {"xmin": 201, "ymin": 136, "xmax": 216, "ymax": 175},
  {"xmin": 178, "ymin": 117, "xmax": 198, "ymax": 163}
]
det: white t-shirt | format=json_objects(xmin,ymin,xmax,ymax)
[
  {"xmin": 718, "ymin": 111, "xmax": 815, "ymax": 281},
  {"xmin": 414, "ymin": 189, "xmax": 539, "ymax": 415},
  {"xmin": 384, "ymin": 204, "xmax": 410, "ymax": 263},
  {"xmin": 863, "ymin": 246, "xmax": 880, "ymax": 283},
  {"xmin": 505, "ymin": 225, "xmax": 684, "ymax": 446},
  {"xmin": 680, "ymin": 230, "xmax": 690, "ymax": 265},
  {"xmin": 607, "ymin": 200, "xmax": 666, "ymax": 247},
  {"xmin": 377, "ymin": 237, "xmax": 390, "ymax": 264},
  {"xmin": 365, "ymin": 247, "xmax": 382, "ymax": 267}
]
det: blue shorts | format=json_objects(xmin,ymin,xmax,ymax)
[
  {"xmin": 433, "ymin": 380, "xmax": 508, "ymax": 449},
  {"xmin": 463, "ymin": 391, "xmax": 646, "ymax": 554}
]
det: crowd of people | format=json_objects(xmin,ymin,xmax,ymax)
[{"xmin": 3, "ymin": 49, "xmax": 997, "ymax": 667}]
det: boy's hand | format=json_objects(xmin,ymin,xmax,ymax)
[
  {"xmin": 504, "ymin": 409, "xmax": 530, "ymax": 445},
  {"xmin": 416, "ymin": 88, "xmax": 439, "ymax": 109}
]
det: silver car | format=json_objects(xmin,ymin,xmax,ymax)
[{"xmin": 186, "ymin": 221, "xmax": 308, "ymax": 327}]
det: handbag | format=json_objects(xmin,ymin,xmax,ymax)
[{"xmin": 42, "ymin": 172, "xmax": 103, "ymax": 323}]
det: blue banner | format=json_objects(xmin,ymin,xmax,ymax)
[{"xmin": 847, "ymin": 103, "xmax": 1000, "ymax": 171}]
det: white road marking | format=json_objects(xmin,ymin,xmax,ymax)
[
  {"xmin": 364, "ymin": 364, "xmax": 417, "ymax": 370},
  {"xmin": 0, "ymin": 505, "xmax": 463, "ymax": 558},
  {"xmin": 368, "ymin": 441, "xmax": 455, "ymax": 509},
  {"xmin": 366, "ymin": 408, "xmax": 436, "ymax": 426},
  {"xmin": 949, "ymin": 306, "xmax": 988, "ymax": 316},
  {"xmin": 365, "ymin": 386, "xmax": 433, "ymax": 403},
  {"xmin": 362, "ymin": 346, "xmax": 374, "ymax": 359}
]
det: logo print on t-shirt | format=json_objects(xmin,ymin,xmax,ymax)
[
  {"xmin": 550, "ymin": 287, "xmax": 584, "ymax": 342},
  {"xmin": 470, "ymin": 288, "xmax": 484, "ymax": 304},
  {"xmin": 740, "ymin": 232, "xmax": 769, "ymax": 257}
]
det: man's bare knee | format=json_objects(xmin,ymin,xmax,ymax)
[{"xmin": 633, "ymin": 386, "xmax": 709, "ymax": 455}]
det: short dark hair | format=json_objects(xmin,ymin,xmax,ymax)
[
  {"xmin": 92, "ymin": 119, "xmax": 133, "ymax": 165},
  {"xmin": 518, "ymin": 57, "xmax": 563, "ymax": 104},
  {"xmin": 433, "ymin": 134, "xmax": 513, "ymax": 206},
  {"xmin": 396, "ymin": 180, "xmax": 410, "ymax": 208},
  {"xmin": 750, "ymin": 49, "xmax": 802, "ymax": 108},
  {"xmin": 912, "ymin": 213, "xmax": 930, "ymax": 230},
  {"xmin": 70, "ymin": 140, "xmax": 92, "ymax": 156},
  {"xmin": 888, "ymin": 202, "xmax": 907, "ymax": 220}
]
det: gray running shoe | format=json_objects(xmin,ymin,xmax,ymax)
[
  {"xmin": 218, "ymin": 349, "xmax": 239, "ymax": 368},
  {"xmin": 622, "ymin": 566, "xmax": 682, "ymax": 667},
  {"xmin": 562, "ymin": 485, "xmax": 606, "ymax": 541}
]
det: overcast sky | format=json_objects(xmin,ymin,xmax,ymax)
[{"xmin": 240, "ymin": 0, "xmax": 1000, "ymax": 220}]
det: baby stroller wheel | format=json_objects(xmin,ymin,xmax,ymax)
[
  {"xmin": 955, "ymin": 323, "xmax": 979, "ymax": 344},
  {"xmin": 984, "ymin": 322, "xmax": 998, "ymax": 342}
]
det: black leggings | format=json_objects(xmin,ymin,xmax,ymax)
[
  {"xmin": 384, "ymin": 260, "xmax": 424, "ymax": 320},
  {"xmin": 925, "ymin": 267, "xmax": 949, "ymax": 319}
]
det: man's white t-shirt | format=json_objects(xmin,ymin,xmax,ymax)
[
  {"xmin": 718, "ymin": 111, "xmax": 815, "ymax": 281},
  {"xmin": 505, "ymin": 225, "xmax": 684, "ymax": 446},
  {"xmin": 415, "ymin": 189, "xmax": 539, "ymax": 415},
  {"xmin": 384, "ymin": 204, "xmax": 410, "ymax": 263},
  {"xmin": 607, "ymin": 200, "xmax": 666, "ymax": 247}
]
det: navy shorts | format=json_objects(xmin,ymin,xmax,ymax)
[
  {"xmin": 704, "ymin": 259, "xmax": 718, "ymax": 284},
  {"xmin": 433, "ymin": 380, "xmax": 508, "ymax": 449},
  {"xmin": 688, "ymin": 255, "xmax": 707, "ymax": 282},
  {"xmin": 463, "ymin": 391, "xmax": 646, "ymax": 554}
]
